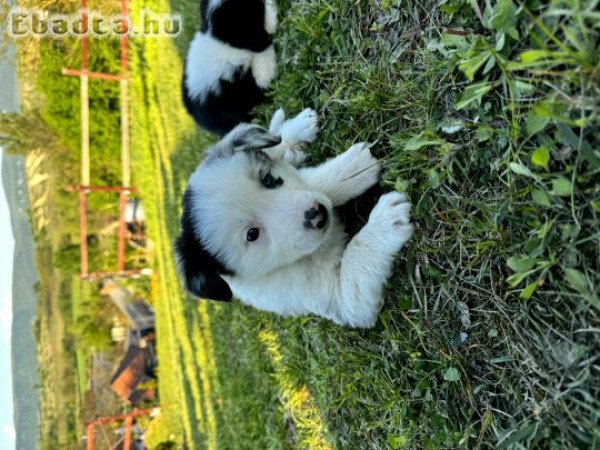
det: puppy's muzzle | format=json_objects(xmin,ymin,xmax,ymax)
[{"xmin": 303, "ymin": 203, "xmax": 328, "ymax": 230}]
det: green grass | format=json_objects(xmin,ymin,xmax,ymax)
[
  {"xmin": 128, "ymin": 0, "xmax": 599, "ymax": 449},
  {"xmin": 70, "ymin": 276, "xmax": 90, "ymax": 398}
]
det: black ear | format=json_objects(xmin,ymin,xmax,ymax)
[
  {"xmin": 231, "ymin": 125, "xmax": 282, "ymax": 152},
  {"xmin": 175, "ymin": 232, "xmax": 233, "ymax": 301},
  {"xmin": 174, "ymin": 194, "xmax": 233, "ymax": 302}
]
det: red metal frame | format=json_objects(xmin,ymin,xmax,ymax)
[
  {"xmin": 63, "ymin": 0, "xmax": 142, "ymax": 280},
  {"xmin": 62, "ymin": 68, "xmax": 126, "ymax": 82},
  {"xmin": 86, "ymin": 408, "xmax": 156, "ymax": 450}
]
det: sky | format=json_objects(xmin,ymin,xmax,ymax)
[{"xmin": 0, "ymin": 148, "xmax": 16, "ymax": 450}]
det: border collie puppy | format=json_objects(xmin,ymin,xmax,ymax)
[
  {"xmin": 175, "ymin": 109, "xmax": 414, "ymax": 328},
  {"xmin": 182, "ymin": 0, "xmax": 278, "ymax": 136}
]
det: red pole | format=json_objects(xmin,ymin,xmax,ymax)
[
  {"xmin": 123, "ymin": 415, "xmax": 133, "ymax": 450},
  {"xmin": 87, "ymin": 423, "xmax": 95, "ymax": 450}
]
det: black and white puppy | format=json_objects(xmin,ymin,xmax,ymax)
[
  {"xmin": 175, "ymin": 110, "xmax": 414, "ymax": 328},
  {"xmin": 182, "ymin": 0, "xmax": 278, "ymax": 136}
]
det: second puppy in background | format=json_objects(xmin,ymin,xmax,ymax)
[{"xmin": 182, "ymin": 0, "xmax": 278, "ymax": 136}]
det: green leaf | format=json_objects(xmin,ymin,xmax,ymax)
[
  {"xmin": 482, "ymin": 55, "xmax": 497, "ymax": 74},
  {"xmin": 526, "ymin": 101, "xmax": 573, "ymax": 126},
  {"xmin": 531, "ymin": 189, "xmax": 551, "ymax": 207},
  {"xmin": 403, "ymin": 131, "xmax": 448, "ymax": 151},
  {"xmin": 394, "ymin": 179, "xmax": 410, "ymax": 193},
  {"xmin": 443, "ymin": 367, "xmax": 461, "ymax": 382},
  {"xmin": 507, "ymin": 255, "xmax": 538, "ymax": 272},
  {"xmin": 520, "ymin": 280, "xmax": 539, "ymax": 300},
  {"xmin": 519, "ymin": 49, "xmax": 554, "ymax": 64},
  {"xmin": 428, "ymin": 169, "xmax": 440, "ymax": 188},
  {"xmin": 537, "ymin": 220, "xmax": 554, "ymax": 239},
  {"xmin": 507, "ymin": 271, "xmax": 533, "ymax": 287},
  {"xmin": 563, "ymin": 268, "xmax": 588, "ymax": 295},
  {"xmin": 387, "ymin": 434, "xmax": 409, "ymax": 449},
  {"xmin": 459, "ymin": 40, "xmax": 492, "ymax": 81},
  {"xmin": 455, "ymin": 81, "xmax": 493, "ymax": 110},
  {"xmin": 531, "ymin": 146, "xmax": 550, "ymax": 170},
  {"xmin": 563, "ymin": 269, "xmax": 600, "ymax": 310},
  {"xmin": 440, "ymin": 32, "xmax": 469, "ymax": 50},
  {"xmin": 551, "ymin": 177, "xmax": 572, "ymax": 196},
  {"xmin": 459, "ymin": 52, "xmax": 492, "ymax": 81},
  {"xmin": 511, "ymin": 80, "xmax": 536, "ymax": 99},
  {"xmin": 490, "ymin": 0, "xmax": 518, "ymax": 34},
  {"xmin": 526, "ymin": 110, "xmax": 550, "ymax": 136},
  {"xmin": 475, "ymin": 127, "xmax": 493, "ymax": 142},
  {"xmin": 509, "ymin": 162, "xmax": 536, "ymax": 178},
  {"xmin": 494, "ymin": 32, "xmax": 505, "ymax": 51}
]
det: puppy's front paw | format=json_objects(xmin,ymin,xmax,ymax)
[
  {"xmin": 280, "ymin": 108, "xmax": 319, "ymax": 144},
  {"xmin": 368, "ymin": 192, "xmax": 414, "ymax": 250},
  {"xmin": 342, "ymin": 142, "xmax": 382, "ymax": 189},
  {"xmin": 252, "ymin": 46, "xmax": 277, "ymax": 89}
]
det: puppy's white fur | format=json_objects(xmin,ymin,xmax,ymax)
[
  {"xmin": 181, "ymin": 110, "xmax": 413, "ymax": 328},
  {"xmin": 185, "ymin": 33, "xmax": 255, "ymax": 100},
  {"xmin": 251, "ymin": 45, "xmax": 277, "ymax": 89}
]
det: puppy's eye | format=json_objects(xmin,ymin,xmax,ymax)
[
  {"xmin": 261, "ymin": 171, "xmax": 283, "ymax": 189},
  {"xmin": 246, "ymin": 228, "xmax": 260, "ymax": 242}
]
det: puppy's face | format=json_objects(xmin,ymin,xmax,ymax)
[{"xmin": 176, "ymin": 125, "xmax": 332, "ymax": 301}]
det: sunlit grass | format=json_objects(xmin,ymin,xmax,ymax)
[{"xmin": 259, "ymin": 327, "xmax": 333, "ymax": 449}]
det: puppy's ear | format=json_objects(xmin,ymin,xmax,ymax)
[
  {"xmin": 205, "ymin": 125, "xmax": 283, "ymax": 165},
  {"xmin": 231, "ymin": 124, "xmax": 282, "ymax": 151},
  {"xmin": 175, "ymin": 193, "xmax": 233, "ymax": 302},
  {"xmin": 175, "ymin": 231, "xmax": 233, "ymax": 302}
]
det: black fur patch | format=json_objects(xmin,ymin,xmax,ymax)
[
  {"xmin": 175, "ymin": 189, "xmax": 234, "ymax": 302},
  {"xmin": 336, "ymin": 185, "xmax": 383, "ymax": 237},
  {"xmin": 183, "ymin": 0, "xmax": 275, "ymax": 136},
  {"xmin": 182, "ymin": 68, "xmax": 268, "ymax": 137},
  {"xmin": 209, "ymin": 0, "xmax": 272, "ymax": 52}
]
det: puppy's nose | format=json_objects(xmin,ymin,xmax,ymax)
[{"xmin": 303, "ymin": 203, "xmax": 328, "ymax": 230}]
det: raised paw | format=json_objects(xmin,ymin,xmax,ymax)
[
  {"xmin": 279, "ymin": 108, "xmax": 319, "ymax": 144},
  {"xmin": 341, "ymin": 142, "xmax": 382, "ymax": 188},
  {"xmin": 368, "ymin": 192, "xmax": 414, "ymax": 249}
]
